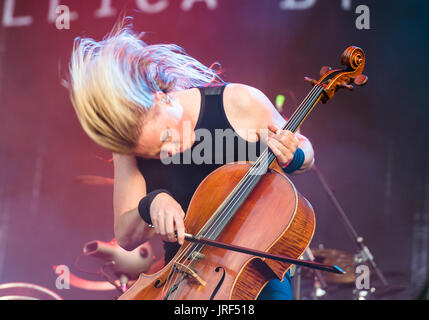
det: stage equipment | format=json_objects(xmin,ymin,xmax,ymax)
[
  {"xmin": 275, "ymin": 94, "xmax": 286, "ymax": 113},
  {"xmin": 73, "ymin": 177, "xmax": 156, "ymax": 292},
  {"xmin": 0, "ymin": 283, "xmax": 63, "ymax": 300},
  {"xmin": 83, "ymin": 238, "xmax": 153, "ymax": 291},
  {"xmin": 53, "ymin": 239, "xmax": 154, "ymax": 294},
  {"xmin": 311, "ymin": 165, "xmax": 389, "ymax": 299},
  {"xmin": 310, "ymin": 248, "xmax": 358, "ymax": 284},
  {"xmin": 293, "ymin": 248, "xmax": 329, "ymax": 300},
  {"xmin": 119, "ymin": 46, "xmax": 368, "ymax": 300}
]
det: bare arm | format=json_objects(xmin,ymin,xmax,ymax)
[
  {"xmin": 113, "ymin": 153, "xmax": 186, "ymax": 251},
  {"xmin": 113, "ymin": 153, "xmax": 154, "ymax": 251}
]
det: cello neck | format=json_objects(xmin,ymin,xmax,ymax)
[
  {"xmin": 264, "ymin": 84, "xmax": 325, "ymax": 167},
  {"xmin": 283, "ymin": 84, "xmax": 324, "ymax": 134}
]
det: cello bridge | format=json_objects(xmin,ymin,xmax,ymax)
[{"xmin": 173, "ymin": 262, "xmax": 207, "ymax": 287}]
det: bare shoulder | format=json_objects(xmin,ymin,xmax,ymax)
[
  {"xmin": 224, "ymin": 83, "xmax": 264, "ymax": 109},
  {"xmin": 224, "ymin": 83, "xmax": 283, "ymax": 129}
]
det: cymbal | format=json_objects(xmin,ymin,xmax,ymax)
[{"xmin": 306, "ymin": 248, "xmax": 358, "ymax": 284}]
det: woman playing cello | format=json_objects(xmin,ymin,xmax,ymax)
[{"xmin": 68, "ymin": 22, "xmax": 315, "ymax": 300}]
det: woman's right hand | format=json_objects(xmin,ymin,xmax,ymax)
[{"xmin": 150, "ymin": 193, "xmax": 186, "ymax": 245}]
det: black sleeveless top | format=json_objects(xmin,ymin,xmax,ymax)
[{"xmin": 136, "ymin": 84, "xmax": 262, "ymax": 262}]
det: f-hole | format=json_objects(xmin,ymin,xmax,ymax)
[
  {"xmin": 154, "ymin": 271, "xmax": 174, "ymax": 289},
  {"xmin": 210, "ymin": 266, "xmax": 226, "ymax": 300}
]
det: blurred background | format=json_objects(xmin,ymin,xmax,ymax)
[{"xmin": 0, "ymin": 0, "xmax": 427, "ymax": 300}]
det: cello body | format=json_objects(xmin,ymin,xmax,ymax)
[{"xmin": 119, "ymin": 162, "xmax": 315, "ymax": 300}]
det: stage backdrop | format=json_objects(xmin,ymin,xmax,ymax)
[{"xmin": 0, "ymin": 0, "xmax": 427, "ymax": 299}]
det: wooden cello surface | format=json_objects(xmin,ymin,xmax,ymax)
[{"xmin": 119, "ymin": 162, "xmax": 315, "ymax": 300}]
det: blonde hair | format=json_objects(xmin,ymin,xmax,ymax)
[{"xmin": 68, "ymin": 21, "xmax": 223, "ymax": 154}]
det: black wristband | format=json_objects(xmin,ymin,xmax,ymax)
[
  {"xmin": 138, "ymin": 189, "xmax": 172, "ymax": 225},
  {"xmin": 283, "ymin": 148, "xmax": 305, "ymax": 174}
]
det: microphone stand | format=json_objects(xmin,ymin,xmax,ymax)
[{"xmin": 311, "ymin": 164, "xmax": 389, "ymax": 289}]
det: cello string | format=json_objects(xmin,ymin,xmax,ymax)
[
  {"xmin": 164, "ymin": 85, "xmax": 323, "ymax": 298},
  {"xmin": 286, "ymin": 85, "xmax": 324, "ymax": 133}
]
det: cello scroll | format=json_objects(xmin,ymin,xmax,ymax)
[{"xmin": 304, "ymin": 46, "xmax": 368, "ymax": 103}]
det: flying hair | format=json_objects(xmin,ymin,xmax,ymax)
[{"xmin": 68, "ymin": 18, "xmax": 223, "ymax": 153}]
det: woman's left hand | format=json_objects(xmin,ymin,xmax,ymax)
[{"xmin": 267, "ymin": 124, "xmax": 300, "ymax": 168}]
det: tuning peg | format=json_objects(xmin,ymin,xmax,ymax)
[
  {"xmin": 353, "ymin": 74, "xmax": 368, "ymax": 86},
  {"xmin": 304, "ymin": 76, "xmax": 318, "ymax": 86},
  {"xmin": 320, "ymin": 66, "xmax": 332, "ymax": 77},
  {"xmin": 339, "ymin": 82, "xmax": 354, "ymax": 90}
]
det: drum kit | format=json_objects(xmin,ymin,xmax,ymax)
[
  {"xmin": 289, "ymin": 165, "xmax": 408, "ymax": 300},
  {"xmin": 294, "ymin": 245, "xmax": 408, "ymax": 300},
  {"xmin": 294, "ymin": 246, "xmax": 370, "ymax": 300}
]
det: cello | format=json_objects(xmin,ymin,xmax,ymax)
[{"xmin": 119, "ymin": 46, "xmax": 368, "ymax": 300}]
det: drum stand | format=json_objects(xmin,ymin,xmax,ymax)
[
  {"xmin": 313, "ymin": 165, "xmax": 388, "ymax": 298},
  {"xmin": 293, "ymin": 248, "xmax": 328, "ymax": 300},
  {"xmin": 293, "ymin": 165, "xmax": 389, "ymax": 300}
]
